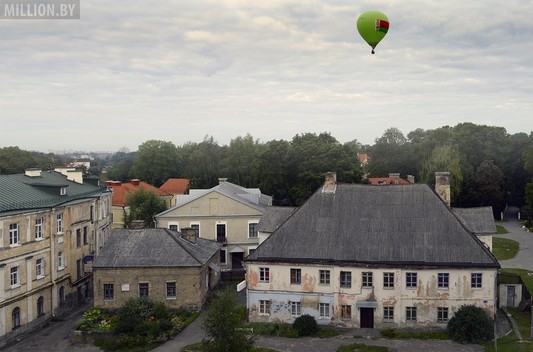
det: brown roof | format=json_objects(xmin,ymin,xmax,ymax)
[
  {"xmin": 159, "ymin": 178, "xmax": 189, "ymax": 195},
  {"xmin": 107, "ymin": 180, "xmax": 169, "ymax": 206}
]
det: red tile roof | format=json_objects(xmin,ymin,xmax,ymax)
[
  {"xmin": 106, "ymin": 180, "xmax": 170, "ymax": 206},
  {"xmin": 357, "ymin": 153, "xmax": 370, "ymax": 164},
  {"xmin": 159, "ymin": 178, "xmax": 189, "ymax": 195}
]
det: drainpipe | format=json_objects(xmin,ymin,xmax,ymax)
[{"xmin": 50, "ymin": 209, "xmax": 57, "ymax": 317}]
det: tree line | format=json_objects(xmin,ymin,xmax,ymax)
[{"xmin": 1, "ymin": 123, "xmax": 533, "ymax": 214}]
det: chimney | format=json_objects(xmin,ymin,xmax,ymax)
[
  {"xmin": 131, "ymin": 179, "xmax": 141, "ymax": 186},
  {"xmin": 435, "ymin": 172, "xmax": 451, "ymax": 207},
  {"xmin": 322, "ymin": 172, "xmax": 337, "ymax": 194},
  {"xmin": 388, "ymin": 173, "xmax": 400, "ymax": 179},
  {"xmin": 130, "ymin": 220, "xmax": 145, "ymax": 229},
  {"xmin": 218, "ymin": 178, "xmax": 228, "ymax": 184},
  {"xmin": 181, "ymin": 227, "xmax": 198, "ymax": 244},
  {"xmin": 25, "ymin": 168, "xmax": 42, "ymax": 177},
  {"xmin": 407, "ymin": 175, "xmax": 415, "ymax": 184}
]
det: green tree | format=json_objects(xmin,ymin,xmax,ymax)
[
  {"xmin": 226, "ymin": 134, "xmax": 260, "ymax": 187},
  {"xmin": 0, "ymin": 146, "xmax": 39, "ymax": 174},
  {"xmin": 202, "ymin": 289, "xmax": 254, "ymax": 352},
  {"xmin": 256, "ymin": 139, "xmax": 291, "ymax": 205},
  {"xmin": 447, "ymin": 305, "xmax": 494, "ymax": 344},
  {"xmin": 368, "ymin": 127, "xmax": 417, "ymax": 178},
  {"xmin": 419, "ymin": 145, "xmax": 463, "ymax": 202},
  {"xmin": 130, "ymin": 140, "xmax": 182, "ymax": 187},
  {"xmin": 182, "ymin": 136, "xmax": 226, "ymax": 189},
  {"xmin": 524, "ymin": 145, "xmax": 533, "ymax": 208},
  {"xmin": 462, "ymin": 160, "xmax": 506, "ymax": 212},
  {"xmin": 125, "ymin": 187, "xmax": 167, "ymax": 228}
]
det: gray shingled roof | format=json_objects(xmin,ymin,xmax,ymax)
[
  {"xmin": 452, "ymin": 207, "xmax": 497, "ymax": 235},
  {"xmin": 0, "ymin": 171, "xmax": 107, "ymax": 215},
  {"xmin": 157, "ymin": 181, "xmax": 272, "ymax": 217},
  {"xmin": 246, "ymin": 184, "xmax": 499, "ymax": 268},
  {"xmin": 93, "ymin": 228, "xmax": 220, "ymax": 268},
  {"xmin": 257, "ymin": 206, "xmax": 298, "ymax": 233}
]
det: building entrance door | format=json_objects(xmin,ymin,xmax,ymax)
[
  {"xmin": 507, "ymin": 285, "xmax": 516, "ymax": 307},
  {"xmin": 360, "ymin": 308, "xmax": 374, "ymax": 328}
]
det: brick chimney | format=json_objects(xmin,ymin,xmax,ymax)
[
  {"xmin": 435, "ymin": 172, "xmax": 451, "ymax": 207},
  {"xmin": 131, "ymin": 179, "xmax": 141, "ymax": 186},
  {"xmin": 322, "ymin": 172, "xmax": 337, "ymax": 194},
  {"xmin": 181, "ymin": 227, "xmax": 198, "ymax": 244},
  {"xmin": 218, "ymin": 178, "xmax": 228, "ymax": 184},
  {"xmin": 407, "ymin": 175, "xmax": 415, "ymax": 184},
  {"xmin": 130, "ymin": 220, "xmax": 145, "ymax": 229},
  {"xmin": 25, "ymin": 168, "xmax": 41, "ymax": 177},
  {"xmin": 388, "ymin": 173, "xmax": 400, "ymax": 179}
]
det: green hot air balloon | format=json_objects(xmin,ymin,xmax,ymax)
[{"xmin": 357, "ymin": 10, "xmax": 389, "ymax": 54}]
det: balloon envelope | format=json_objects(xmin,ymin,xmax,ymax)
[{"xmin": 357, "ymin": 10, "xmax": 389, "ymax": 53}]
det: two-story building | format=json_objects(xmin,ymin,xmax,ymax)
[
  {"xmin": 155, "ymin": 178, "xmax": 271, "ymax": 272},
  {"xmin": 0, "ymin": 169, "xmax": 112, "ymax": 347},
  {"xmin": 245, "ymin": 172, "xmax": 499, "ymax": 329}
]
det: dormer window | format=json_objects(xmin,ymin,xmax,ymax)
[{"xmin": 60, "ymin": 187, "xmax": 67, "ymax": 195}]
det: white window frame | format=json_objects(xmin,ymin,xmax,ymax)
[
  {"xmin": 471, "ymin": 273, "xmax": 483, "ymax": 288},
  {"xmin": 362, "ymin": 272, "xmax": 373, "ymax": 287},
  {"xmin": 10, "ymin": 266, "xmax": 19, "ymax": 287},
  {"xmin": 290, "ymin": 301, "xmax": 301, "ymax": 317},
  {"xmin": 248, "ymin": 221, "xmax": 258, "ymax": 238},
  {"xmin": 58, "ymin": 251, "xmax": 65, "ymax": 270},
  {"xmin": 319, "ymin": 303, "xmax": 330, "ymax": 318},
  {"xmin": 166, "ymin": 282, "xmax": 177, "ymax": 299},
  {"xmin": 56, "ymin": 213, "xmax": 64, "ymax": 234},
  {"xmin": 383, "ymin": 272, "xmax": 394, "ymax": 289},
  {"xmin": 383, "ymin": 307, "xmax": 394, "ymax": 322},
  {"xmin": 437, "ymin": 307, "xmax": 449, "ymax": 323},
  {"xmin": 103, "ymin": 283, "xmax": 114, "ymax": 301},
  {"xmin": 36, "ymin": 258, "xmax": 44, "ymax": 278},
  {"xmin": 319, "ymin": 270, "xmax": 330, "ymax": 285},
  {"xmin": 168, "ymin": 222, "xmax": 179, "ymax": 231},
  {"xmin": 340, "ymin": 271, "xmax": 351, "ymax": 288},
  {"xmin": 259, "ymin": 267, "xmax": 269, "ymax": 282},
  {"xmin": 406, "ymin": 306, "xmax": 417, "ymax": 322},
  {"xmin": 406, "ymin": 272, "xmax": 417, "ymax": 289},
  {"xmin": 35, "ymin": 218, "xmax": 43, "ymax": 240},
  {"xmin": 290, "ymin": 268, "xmax": 302, "ymax": 284},
  {"xmin": 9, "ymin": 223, "xmax": 19, "ymax": 246},
  {"xmin": 190, "ymin": 222, "xmax": 200, "ymax": 236},
  {"xmin": 259, "ymin": 300, "xmax": 271, "ymax": 315},
  {"xmin": 438, "ymin": 273, "xmax": 449, "ymax": 289},
  {"xmin": 60, "ymin": 187, "xmax": 67, "ymax": 196}
]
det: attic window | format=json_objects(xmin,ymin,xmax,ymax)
[{"xmin": 60, "ymin": 187, "xmax": 67, "ymax": 196}]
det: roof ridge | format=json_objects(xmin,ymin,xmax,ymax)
[{"xmin": 165, "ymin": 229, "xmax": 203, "ymax": 265}]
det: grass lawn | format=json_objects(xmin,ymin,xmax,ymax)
[
  {"xmin": 337, "ymin": 343, "xmax": 390, "ymax": 352},
  {"xmin": 492, "ymin": 237, "xmax": 519, "ymax": 260},
  {"xmin": 497, "ymin": 225, "xmax": 509, "ymax": 234}
]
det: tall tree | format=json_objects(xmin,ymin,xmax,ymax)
[
  {"xmin": 256, "ymin": 139, "xmax": 291, "ymax": 205},
  {"xmin": 368, "ymin": 127, "xmax": 417, "ymax": 178},
  {"xmin": 181, "ymin": 136, "xmax": 226, "ymax": 188},
  {"xmin": 124, "ymin": 187, "xmax": 167, "ymax": 228},
  {"xmin": 0, "ymin": 146, "xmax": 40, "ymax": 174},
  {"xmin": 419, "ymin": 145, "xmax": 463, "ymax": 202},
  {"xmin": 130, "ymin": 140, "xmax": 182, "ymax": 187},
  {"xmin": 226, "ymin": 134, "xmax": 260, "ymax": 187},
  {"xmin": 462, "ymin": 160, "xmax": 506, "ymax": 213},
  {"xmin": 523, "ymin": 145, "xmax": 533, "ymax": 208}
]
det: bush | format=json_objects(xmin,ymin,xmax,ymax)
[
  {"xmin": 292, "ymin": 314, "xmax": 318, "ymax": 336},
  {"xmin": 447, "ymin": 305, "xmax": 494, "ymax": 344}
]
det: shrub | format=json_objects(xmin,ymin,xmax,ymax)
[
  {"xmin": 292, "ymin": 314, "xmax": 318, "ymax": 336},
  {"xmin": 447, "ymin": 305, "xmax": 494, "ymax": 344}
]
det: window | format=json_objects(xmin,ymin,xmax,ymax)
[
  {"xmin": 216, "ymin": 224, "xmax": 226, "ymax": 243},
  {"xmin": 90, "ymin": 205, "xmax": 94, "ymax": 223},
  {"xmin": 56, "ymin": 213, "xmax": 63, "ymax": 233},
  {"xmin": 58, "ymin": 251, "xmax": 65, "ymax": 269},
  {"xmin": 166, "ymin": 282, "xmax": 177, "ymax": 299},
  {"xmin": 340, "ymin": 271, "xmax": 352, "ymax": 288},
  {"xmin": 471, "ymin": 273, "xmax": 482, "ymax": 288},
  {"xmin": 259, "ymin": 267, "xmax": 270, "ymax": 282},
  {"xmin": 259, "ymin": 300, "xmax": 271, "ymax": 315},
  {"xmin": 36, "ymin": 258, "xmax": 44, "ymax": 278},
  {"xmin": 319, "ymin": 270, "xmax": 330, "ymax": 285},
  {"xmin": 248, "ymin": 222, "xmax": 258, "ymax": 238},
  {"xmin": 290, "ymin": 301, "xmax": 301, "ymax": 317},
  {"xmin": 341, "ymin": 305, "xmax": 352, "ymax": 319},
  {"xmin": 438, "ymin": 273, "xmax": 449, "ymax": 289},
  {"xmin": 76, "ymin": 228, "xmax": 81, "ymax": 247},
  {"xmin": 290, "ymin": 268, "xmax": 301, "ymax": 284},
  {"xmin": 220, "ymin": 249, "xmax": 227, "ymax": 264},
  {"xmin": 362, "ymin": 272, "xmax": 373, "ymax": 287},
  {"xmin": 406, "ymin": 307, "xmax": 417, "ymax": 322},
  {"xmin": 12, "ymin": 307, "xmax": 21, "ymax": 330},
  {"xmin": 37, "ymin": 296, "xmax": 44, "ymax": 316},
  {"xmin": 437, "ymin": 307, "xmax": 449, "ymax": 323},
  {"xmin": 59, "ymin": 286, "xmax": 65, "ymax": 304},
  {"xmin": 9, "ymin": 223, "xmax": 19, "ymax": 246},
  {"xmin": 35, "ymin": 218, "xmax": 43, "ymax": 240},
  {"xmin": 190, "ymin": 223, "xmax": 200, "ymax": 236},
  {"xmin": 104, "ymin": 284, "xmax": 114, "ymax": 300},
  {"xmin": 77, "ymin": 259, "xmax": 83, "ymax": 279},
  {"xmin": 10, "ymin": 266, "xmax": 19, "ymax": 286},
  {"xmin": 169, "ymin": 224, "xmax": 178, "ymax": 231},
  {"xmin": 139, "ymin": 283, "xmax": 149, "ymax": 299},
  {"xmin": 383, "ymin": 272, "xmax": 395, "ymax": 289},
  {"xmin": 383, "ymin": 307, "xmax": 394, "ymax": 322},
  {"xmin": 406, "ymin": 272, "xmax": 417, "ymax": 288},
  {"xmin": 83, "ymin": 226, "xmax": 88, "ymax": 245},
  {"xmin": 319, "ymin": 303, "xmax": 330, "ymax": 318}
]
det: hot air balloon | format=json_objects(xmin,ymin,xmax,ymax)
[{"xmin": 357, "ymin": 10, "xmax": 389, "ymax": 54}]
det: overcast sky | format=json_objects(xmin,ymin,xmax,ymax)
[{"xmin": 1, "ymin": 0, "xmax": 532, "ymax": 153}]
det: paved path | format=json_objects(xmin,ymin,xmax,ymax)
[{"xmin": 495, "ymin": 206, "xmax": 533, "ymax": 270}]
